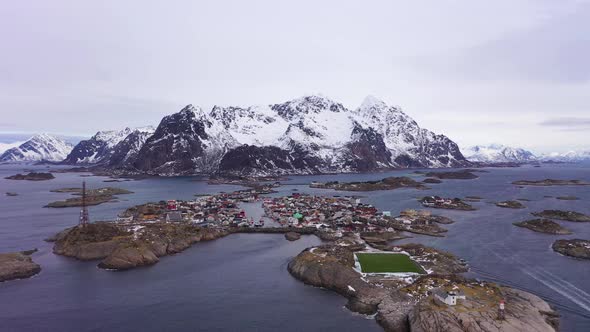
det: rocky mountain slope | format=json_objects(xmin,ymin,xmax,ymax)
[
  {"xmin": 0, "ymin": 134, "xmax": 72, "ymax": 163},
  {"xmin": 462, "ymin": 144, "xmax": 537, "ymax": 163},
  {"xmin": 63, "ymin": 127, "xmax": 153, "ymax": 165},
  {"xmin": 64, "ymin": 95, "xmax": 469, "ymax": 175}
]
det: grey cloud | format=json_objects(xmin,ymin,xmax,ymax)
[{"xmin": 539, "ymin": 117, "xmax": 590, "ymax": 132}]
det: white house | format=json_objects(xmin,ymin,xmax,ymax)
[{"xmin": 432, "ymin": 288, "xmax": 466, "ymax": 306}]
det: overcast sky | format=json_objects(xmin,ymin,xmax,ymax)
[{"xmin": 1, "ymin": 0, "xmax": 589, "ymax": 153}]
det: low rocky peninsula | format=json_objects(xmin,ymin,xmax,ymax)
[
  {"xmin": 49, "ymin": 222, "xmax": 229, "ymax": 270},
  {"xmin": 495, "ymin": 200, "xmax": 525, "ymax": 209},
  {"xmin": 309, "ymin": 176, "xmax": 427, "ymax": 191},
  {"xmin": 422, "ymin": 178, "xmax": 442, "ymax": 184},
  {"xmin": 420, "ymin": 196, "xmax": 476, "ymax": 211},
  {"xmin": 552, "ymin": 239, "xmax": 590, "ymax": 259},
  {"xmin": 5, "ymin": 172, "xmax": 55, "ymax": 181},
  {"xmin": 45, "ymin": 187, "xmax": 133, "ymax": 208},
  {"xmin": 513, "ymin": 219, "xmax": 572, "ymax": 235},
  {"xmin": 422, "ymin": 169, "xmax": 479, "ymax": 180},
  {"xmin": 532, "ymin": 210, "xmax": 590, "ymax": 222},
  {"xmin": 288, "ymin": 238, "xmax": 558, "ymax": 332},
  {"xmin": 512, "ymin": 179, "xmax": 590, "ymax": 186},
  {"xmin": 0, "ymin": 250, "xmax": 41, "ymax": 282}
]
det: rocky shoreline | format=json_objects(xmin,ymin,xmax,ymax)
[{"xmin": 0, "ymin": 250, "xmax": 41, "ymax": 282}]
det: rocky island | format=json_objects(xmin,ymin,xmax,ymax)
[
  {"xmin": 513, "ymin": 219, "xmax": 572, "ymax": 235},
  {"xmin": 423, "ymin": 169, "xmax": 479, "ymax": 180},
  {"xmin": 495, "ymin": 200, "xmax": 526, "ymax": 209},
  {"xmin": 45, "ymin": 187, "xmax": 133, "ymax": 208},
  {"xmin": 422, "ymin": 178, "xmax": 442, "ymax": 184},
  {"xmin": 556, "ymin": 196, "xmax": 579, "ymax": 200},
  {"xmin": 5, "ymin": 172, "xmax": 55, "ymax": 181},
  {"xmin": 309, "ymin": 176, "xmax": 427, "ymax": 191},
  {"xmin": 552, "ymin": 239, "xmax": 590, "ymax": 260},
  {"xmin": 532, "ymin": 210, "xmax": 590, "ymax": 222},
  {"xmin": 0, "ymin": 250, "xmax": 41, "ymax": 282},
  {"xmin": 512, "ymin": 179, "xmax": 590, "ymax": 186},
  {"xmin": 420, "ymin": 196, "xmax": 476, "ymax": 211}
]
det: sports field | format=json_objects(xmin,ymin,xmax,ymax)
[{"xmin": 355, "ymin": 253, "xmax": 425, "ymax": 274}]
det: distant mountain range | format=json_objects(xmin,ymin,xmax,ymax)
[
  {"xmin": 4, "ymin": 97, "xmax": 587, "ymax": 173},
  {"xmin": 0, "ymin": 134, "xmax": 73, "ymax": 163},
  {"xmin": 60, "ymin": 95, "xmax": 469, "ymax": 175},
  {"xmin": 463, "ymin": 144, "xmax": 590, "ymax": 163}
]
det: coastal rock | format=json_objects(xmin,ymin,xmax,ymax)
[
  {"xmin": 422, "ymin": 178, "xmax": 442, "ymax": 184},
  {"xmin": 552, "ymin": 239, "xmax": 590, "ymax": 259},
  {"xmin": 409, "ymin": 287, "xmax": 558, "ymax": 332},
  {"xmin": 98, "ymin": 244, "xmax": 159, "ymax": 270},
  {"xmin": 52, "ymin": 223, "xmax": 130, "ymax": 260},
  {"xmin": 284, "ymin": 232, "xmax": 301, "ymax": 241},
  {"xmin": 0, "ymin": 251, "xmax": 41, "ymax": 282},
  {"xmin": 513, "ymin": 219, "xmax": 572, "ymax": 235}
]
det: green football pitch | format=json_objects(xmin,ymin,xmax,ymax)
[{"xmin": 356, "ymin": 253, "xmax": 425, "ymax": 274}]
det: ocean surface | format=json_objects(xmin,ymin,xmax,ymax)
[{"xmin": 0, "ymin": 164, "xmax": 589, "ymax": 331}]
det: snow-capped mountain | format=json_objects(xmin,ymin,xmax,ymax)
[
  {"xmin": 0, "ymin": 141, "xmax": 24, "ymax": 154},
  {"xmin": 540, "ymin": 150, "xmax": 590, "ymax": 162},
  {"xmin": 0, "ymin": 134, "xmax": 73, "ymax": 163},
  {"xmin": 90, "ymin": 95, "xmax": 468, "ymax": 176},
  {"xmin": 462, "ymin": 144, "xmax": 537, "ymax": 163},
  {"xmin": 63, "ymin": 127, "xmax": 153, "ymax": 165}
]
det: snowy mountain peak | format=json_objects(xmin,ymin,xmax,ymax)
[
  {"xmin": 360, "ymin": 95, "xmax": 388, "ymax": 111},
  {"xmin": 272, "ymin": 95, "xmax": 347, "ymax": 121},
  {"xmin": 0, "ymin": 134, "xmax": 73, "ymax": 163}
]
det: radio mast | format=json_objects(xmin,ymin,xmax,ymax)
[{"xmin": 79, "ymin": 181, "xmax": 89, "ymax": 226}]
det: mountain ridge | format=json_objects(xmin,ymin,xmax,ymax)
[{"xmin": 62, "ymin": 95, "xmax": 470, "ymax": 175}]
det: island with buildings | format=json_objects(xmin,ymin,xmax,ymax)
[
  {"xmin": 419, "ymin": 196, "xmax": 476, "ymax": 211},
  {"xmin": 552, "ymin": 239, "xmax": 590, "ymax": 259},
  {"xmin": 309, "ymin": 176, "xmax": 427, "ymax": 191}
]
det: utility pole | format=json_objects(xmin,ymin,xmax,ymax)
[{"xmin": 79, "ymin": 181, "xmax": 89, "ymax": 227}]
